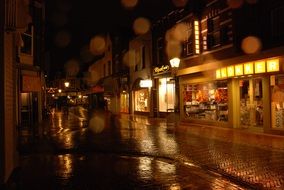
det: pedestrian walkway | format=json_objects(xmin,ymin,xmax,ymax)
[
  {"xmin": 119, "ymin": 113, "xmax": 284, "ymax": 189},
  {"xmin": 11, "ymin": 111, "xmax": 284, "ymax": 189}
]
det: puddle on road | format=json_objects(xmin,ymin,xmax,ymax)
[{"xmin": 19, "ymin": 153, "xmax": 246, "ymax": 190}]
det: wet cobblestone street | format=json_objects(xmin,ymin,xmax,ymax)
[{"xmin": 15, "ymin": 106, "xmax": 284, "ymax": 189}]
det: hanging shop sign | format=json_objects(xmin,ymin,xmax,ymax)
[
  {"xmin": 153, "ymin": 65, "xmax": 170, "ymax": 76},
  {"xmin": 216, "ymin": 58, "xmax": 280, "ymax": 79}
]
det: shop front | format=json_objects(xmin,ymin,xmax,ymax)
[
  {"xmin": 153, "ymin": 65, "xmax": 178, "ymax": 117},
  {"xmin": 180, "ymin": 57, "xmax": 283, "ymax": 133},
  {"xmin": 132, "ymin": 78, "xmax": 151, "ymax": 115},
  {"xmin": 214, "ymin": 57, "xmax": 283, "ymax": 133}
]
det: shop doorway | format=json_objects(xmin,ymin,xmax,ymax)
[
  {"xmin": 20, "ymin": 92, "xmax": 39, "ymax": 127},
  {"xmin": 158, "ymin": 77, "xmax": 175, "ymax": 113},
  {"xmin": 239, "ymin": 78, "xmax": 263, "ymax": 128}
]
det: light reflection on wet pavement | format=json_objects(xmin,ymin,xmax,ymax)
[{"xmin": 17, "ymin": 106, "xmax": 282, "ymax": 189}]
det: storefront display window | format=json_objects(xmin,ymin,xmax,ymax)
[
  {"xmin": 271, "ymin": 75, "xmax": 284, "ymax": 129},
  {"xmin": 135, "ymin": 88, "xmax": 150, "ymax": 112},
  {"xmin": 183, "ymin": 80, "xmax": 228, "ymax": 121},
  {"xmin": 239, "ymin": 78, "xmax": 263, "ymax": 128},
  {"xmin": 159, "ymin": 78, "xmax": 175, "ymax": 112}
]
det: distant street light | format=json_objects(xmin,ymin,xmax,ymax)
[{"xmin": 64, "ymin": 81, "xmax": 70, "ymax": 88}]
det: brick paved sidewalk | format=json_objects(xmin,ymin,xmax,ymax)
[{"xmin": 120, "ymin": 114, "xmax": 284, "ymax": 189}]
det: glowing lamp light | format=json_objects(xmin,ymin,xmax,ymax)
[
  {"xmin": 267, "ymin": 59, "xmax": 279, "ymax": 72},
  {"xmin": 227, "ymin": 66, "xmax": 235, "ymax": 77},
  {"xmin": 255, "ymin": 61, "xmax": 266, "ymax": 73},
  {"xmin": 64, "ymin": 81, "xmax": 70, "ymax": 88},
  {"xmin": 216, "ymin": 69, "xmax": 221, "ymax": 79},
  {"xmin": 58, "ymin": 89, "xmax": 62, "ymax": 93},
  {"xmin": 235, "ymin": 64, "xmax": 243, "ymax": 76},
  {"xmin": 169, "ymin": 57, "xmax": 180, "ymax": 68},
  {"xmin": 140, "ymin": 79, "xmax": 152, "ymax": 88},
  {"xmin": 244, "ymin": 62, "xmax": 254, "ymax": 75},
  {"xmin": 221, "ymin": 68, "xmax": 227, "ymax": 78}
]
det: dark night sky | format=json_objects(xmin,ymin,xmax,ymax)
[{"xmin": 45, "ymin": 0, "xmax": 180, "ymax": 79}]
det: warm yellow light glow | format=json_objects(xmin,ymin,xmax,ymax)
[
  {"xmin": 244, "ymin": 62, "xmax": 254, "ymax": 75},
  {"xmin": 235, "ymin": 64, "xmax": 243, "ymax": 76},
  {"xmin": 140, "ymin": 79, "xmax": 152, "ymax": 88},
  {"xmin": 169, "ymin": 57, "xmax": 180, "ymax": 68},
  {"xmin": 194, "ymin": 20, "xmax": 200, "ymax": 54},
  {"xmin": 216, "ymin": 69, "xmax": 221, "ymax": 79},
  {"xmin": 227, "ymin": 66, "xmax": 235, "ymax": 77},
  {"xmin": 194, "ymin": 21, "xmax": 199, "ymax": 26},
  {"xmin": 221, "ymin": 68, "xmax": 227, "ymax": 78},
  {"xmin": 58, "ymin": 89, "xmax": 62, "ymax": 93},
  {"xmin": 254, "ymin": 61, "xmax": 266, "ymax": 73},
  {"xmin": 267, "ymin": 59, "xmax": 279, "ymax": 72},
  {"xmin": 64, "ymin": 81, "xmax": 70, "ymax": 88}
]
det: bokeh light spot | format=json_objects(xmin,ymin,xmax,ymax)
[
  {"xmin": 123, "ymin": 50, "xmax": 135, "ymax": 67},
  {"xmin": 166, "ymin": 40, "xmax": 182, "ymax": 59},
  {"xmin": 54, "ymin": 31, "xmax": 71, "ymax": 48},
  {"xmin": 241, "ymin": 36, "xmax": 262, "ymax": 54},
  {"xmin": 227, "ymin": 0, "xmax": 244, "ymax": 9},
  {"xmin": 121, "ymin": 0, "xmax": 138, "ymax": 9},
  {"xmin": 64, "ymin": 59, "xmax": 80, "ymax": 77},
  {"xmin": 88, "ymin": 112, "xmax": 106, "ymax": 134},
  {"xmin": 172, "ymin": 0, "xmax": 188, "ymax": 8},
  {"xmin": 133, "ymin": 17, "xmax": 151, "ymax": 35},
  {"xmin": 172, "ymin": 22, "xmax": 191, "ymax": 42},
  {"xmin": 90, "ymin": 35, "xmax": 106, "ymax": 56}
]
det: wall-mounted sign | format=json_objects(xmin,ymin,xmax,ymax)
[
  {"xmin": 153, "ymin": 65, "xmax": 170, "ymax": 75},
  {"xmin": 140, "ymin": 79, "xmax": 152, "ymax": 88},
  {"xmin": 216, "ymin": 58, "xmax": 280, "ymax": 79}
]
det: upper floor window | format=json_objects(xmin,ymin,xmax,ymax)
[
  {"xmin": 21, "ymin": 24, "xmax": 33, "ymax": 55},
  {"xmin": 202, "ymin": 7, "xmax": 232, "ymax": 51},
  {"xmin": 135, "ymin": 45, "xmax": 146, "ymax": 71}
]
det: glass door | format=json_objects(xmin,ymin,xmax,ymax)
[
  {"xmin": 158, "ymin": 78, "xmax": 175, "ymax": 112},
  {"xmin": 239, "ymin": 78, "xmax": 263, "ymax": 128}
]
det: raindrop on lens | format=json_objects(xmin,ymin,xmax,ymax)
[
  {"xmin": 89, "ymin": 35, "xmax": 106, "ymax": 55},
  {"xmin": 121, "ymin": 0, "xmax": 138, "ymax": 9},
  {"xmin": 227, "ymin": 0, "xmax": 244, "ymax": 9},
  {"xmin": 133, "ymin": 17, "xmax": 151, "ymax": 35},
  {"xmin": 241, "ymin": 36, "xmax": 262, "ymax": 54},
  {"xmin": 172, "ymin": 0, "xmax": 188, "ymax": 8}
]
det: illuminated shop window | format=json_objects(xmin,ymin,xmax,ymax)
[
  {"xmin": 271, "ymin": 75, "xmax": 284, "ymax": 129},
  {"xmin": 134, "ymin": 89, "xmax": 150, "ymax": 112},
  {"xmin": 159, "ymin": 78, "xmax": 175, "ymax": 112},
  {"xmin": 183, "ymin": 80, "xmax": 228, "ymax": 122}
]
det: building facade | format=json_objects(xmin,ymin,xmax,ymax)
[
  {"xmin": 1, "ymin": 0, "xmax": 45, "ymax": 185},
  {"xmin": 129, "ymin": 32, "xmax": 153, "ymax": 116},
  {"xmin": 176, "ymin": 0, "xmax": 284, "ymax": 135}
]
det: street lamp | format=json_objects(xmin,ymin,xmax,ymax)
[
  {"xmin": 64, "ymin": 81, "xmax": 70, "ymax": 88},
  {"xmin": 169, "ymin": 57, "xmax": 180, "ymax": 68},
  {"xmin": 168, "ymin": 57, "xmax": 180, "ymax": 128}
]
